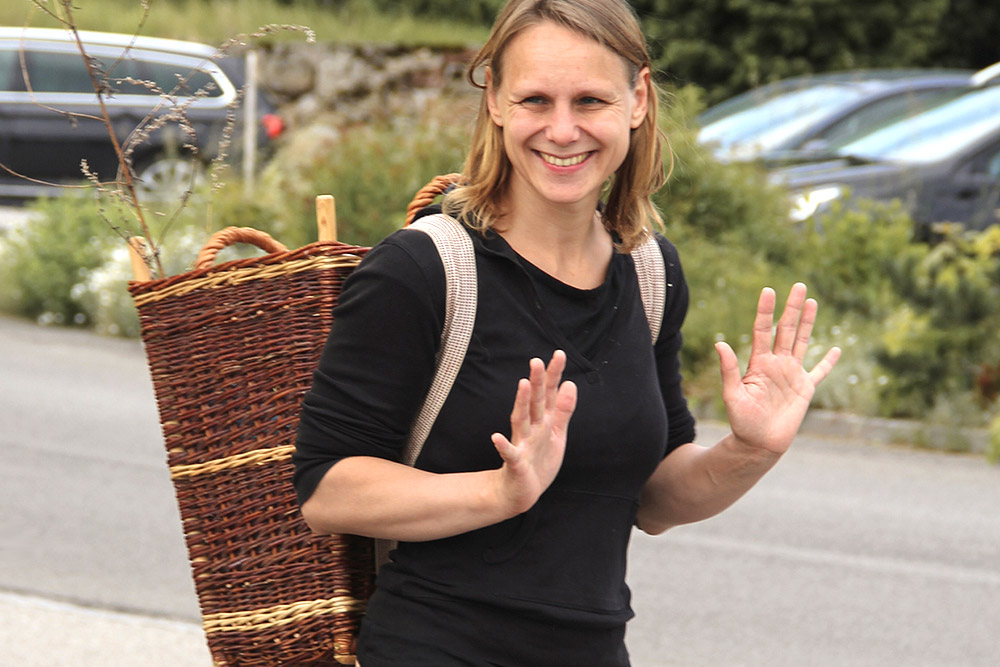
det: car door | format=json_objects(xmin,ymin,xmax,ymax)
[{"xmin": 924, "ymin": 138, "xmax": 1000, "ymax": 231}]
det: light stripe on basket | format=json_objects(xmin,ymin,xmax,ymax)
[
  {"xmin": 170, "ymin": 445, "xmax": 294, "ymax": 479},
  {"xmin": 132, "ymin": 254, "xmax": 363, "ymax": 307},
  {"xmin": 202, "ymin": 596, "xmax": 367, "ymax": 633}
]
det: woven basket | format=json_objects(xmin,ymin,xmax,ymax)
[
  {"xmin": 128, "ymin": 175, "xmax": 460, "ymax": 665},
  {"xmin": 129, "ymin": 226, "xmax": 373, "ymax": 666}
]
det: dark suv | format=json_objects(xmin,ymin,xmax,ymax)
[{"xmin": 0, "ymin": 27, "xmax": 283, "ymax": 202}]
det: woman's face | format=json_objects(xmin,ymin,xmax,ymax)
[{"xmin": 487, "ymin": 20, "xmax": 649, "ymax": 216}]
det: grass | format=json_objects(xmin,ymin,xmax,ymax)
[{"xmin": 4, "ymin": 0, "xmax": 490, "ymax": 48}]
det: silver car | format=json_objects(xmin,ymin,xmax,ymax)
[{"xmin": 0, "ymin": 27, "xmax": 283, "ymax": 202}]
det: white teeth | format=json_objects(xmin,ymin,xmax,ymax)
[{"xmin": 541, "ymin": 153, "xmax": 587, "ymax": 167}]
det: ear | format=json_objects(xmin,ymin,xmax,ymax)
[
  {"xmin": 630, "ymin": 67, "xmax": 651, "ymax": 130},
  {"xmin": 486, "ymin": 67, "xmax": 503, "ymax": 127}
]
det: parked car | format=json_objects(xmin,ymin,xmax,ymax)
[
  {"xmin": 697, "ymin": 69, "xmax": 976, "ymax": 164},
  {"xmin": 772, "ymin": 84, "xmax": 1000, "ymax": 233},
  {"xmin": 0, "ymin": 27, "xmax": 284, "ymax": 202}
]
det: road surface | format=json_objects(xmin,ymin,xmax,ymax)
[{"xmin": 0, "ymin": 314, "xmax": 998, "ymax": 666}]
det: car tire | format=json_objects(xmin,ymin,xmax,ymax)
[{"xmin": 133, "ymin": 155, "xmax": 205, "ymax": 203}]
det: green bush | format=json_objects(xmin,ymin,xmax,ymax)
[
  {"xmin": 796, "ymin": 199, "xmax": 927, "ymax": 318},
  {"xmin": 872, "ymin": 225, "xmax": 1000, "ymax": 418},
  {"xmin": 0, "ymin": 195, "xmax": 118, "ymax": 328},
  {"xmin": 256, "ymin": 95, "xmax": 472, "ymax": 248}
]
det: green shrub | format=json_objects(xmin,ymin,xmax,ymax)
[
  {"xmin": 256, "ymin": 95, "xmax": 472, "ymax": 248},
  {"xmin": 0, "ymin": 195, "xmax": 117, "ymax": 328},
  {"xmin": 871, "ymin": 225, "xmax": 1000, "ymax": 418},
  {"xmin": 796, "ymin": 199, "xmax": 928, "ymax": 318}
]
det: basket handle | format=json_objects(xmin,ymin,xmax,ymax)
[
  {"xmin": 405, "ymin": 173, "xmax": 461, "ymax": 226},
  {"xmin": 194, "ymin": 226, "xmax": 289, "ymax": 270}
]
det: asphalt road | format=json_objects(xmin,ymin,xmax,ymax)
[{"xmin": 1, "ymin": 313, "xmax": 998, "ymax": 666}]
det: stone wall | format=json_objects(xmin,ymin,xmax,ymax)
[{"xmin": 255, "ymin": 42, "xmax": 479, "ymax": 129}]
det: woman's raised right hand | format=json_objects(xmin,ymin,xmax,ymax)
[{"xmin": 490, "ymin": 350, "xmax": 578, "ymax": 516}]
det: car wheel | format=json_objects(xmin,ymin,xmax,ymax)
[{"xmin": 133, "ymin": 156, "xmax": 205, "ymax": 203}]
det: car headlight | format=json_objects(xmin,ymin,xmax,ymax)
[{"xmin": 789, "ymin": 186, "xmax": 843, "ymax": 222}]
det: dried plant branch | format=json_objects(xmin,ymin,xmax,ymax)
[
  {"xmin": 57, "ymin": 0, "xmax": 165, "ymax": 277},
  {"xmin": 0, "ymin": 161, "xmax": 95, "ymax": 189}
]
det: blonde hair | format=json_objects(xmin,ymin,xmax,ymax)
[{"xmin": 442, "ymin": 0, "xmax": 670, "ymax": 252}]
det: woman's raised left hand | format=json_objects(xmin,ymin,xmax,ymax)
[{"xmin": 715, "ymin": 283, "xmax": 841, "ymax": 456}]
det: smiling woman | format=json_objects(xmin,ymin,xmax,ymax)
[
  {"xmin": 292, "ymin": 1, "xmax": 839, "ymax": 665},
  {"xmin": 483, "ymin": 21, "xmax": 648, "ymax": 259},
  {"xmin": 445, "ymin": 0, "xmax": 665, "ymax": 254}
]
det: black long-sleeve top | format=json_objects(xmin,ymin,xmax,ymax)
[{"xmin": 294, "ymin": 217, "xmax": 696, "ymax": 666}]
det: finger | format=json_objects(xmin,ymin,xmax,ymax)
[
  {"xmin": 528, "ymin": 357, "xmax": 546, "ymax": 423},
  {"xmin": 509, "ymin": 377, "xmax": 531, "ymax": 439},
  {"xmin": 714, "ymin": 341, "xmax": 742, "ymax": 402},
  {"xmin": 544, "ymin": 350, "xmax": 567, "ymax": 410},
  {"xmin": 549, "ymin": 380, "xmax": 578, "ymax": 437},
  {"xmin": 491, "ymin": 432, "xmax": 520, "ymax": 465},
  {"xmin": 791, "ymin": 297, "xmax": 818, "ymax": 362},
  {"xmin": 773, "ymin": 283, "xmax": 807, "ymax": 355},
  {"xmin": 808, "ymin": 346, "xmax": 842, "ymax": 385},
  {"xmin": 749, "ymin": 287, "xmax": 776, "ymax": 362}
]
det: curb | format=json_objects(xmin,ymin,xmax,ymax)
[{"xmin": 801, "ymin": 409, "xmax": 991, "ymax": 456}]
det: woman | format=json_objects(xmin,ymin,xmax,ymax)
[{"xmin": 293, "ymin": 0, "xmax": 841, "ymax": 664}]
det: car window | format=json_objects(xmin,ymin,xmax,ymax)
[
  {"xmin": 974, "ymin": 146, "xmax": 1000, "ymax": 178},
  {"xmin": 14, "ymin": 48, "xmax": 222, "ymax": 99},
  {"xmin": 0, "ymin": 49, "xmax": 17, "ymax": 91},
  {"xmin": 839, "ymin": 86, "xmax": 1000, "ymax": 164},
  {"xmin": 20, "ymin": 50, "xmax": 94, "ymax": 93},
  {"xmin": 699, "ymin": 84, "xmax": 873, "ymax": 151},
  {"xmin": 140, "ymin": 59, "xmax": 223, "ymax": 98},
  {"xmin": 20, "ymin": 50, "xmax": 147, "ymax": 95},
  {"xmin": 815, "ymin": 88, "xmax": 968, "ymax": 148}
]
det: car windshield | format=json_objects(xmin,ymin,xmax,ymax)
[
  {"xmin": 836, "ymin": 85, "xmax": 1000, "ymax": 164},
  {"xmin": 698, "ymin": 83, "xmax": 878, "ymax": 152}
]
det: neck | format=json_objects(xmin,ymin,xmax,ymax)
[{"xmin": 496, "ymin": 199, "xmax": 613, "ymax": 290}]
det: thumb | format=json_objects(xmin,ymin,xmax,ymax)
[{"xmin": 715, "ymin": 341, "xmax": 742, "ymax": 399}]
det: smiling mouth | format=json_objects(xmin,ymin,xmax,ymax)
[{"xmin": 539, "ymin": 152, "xmax": 590, "ymax": 167}]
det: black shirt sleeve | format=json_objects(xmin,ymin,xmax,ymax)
[
  {"xmin": 653, "ymin": 235, "xmax": 697, "ymax": 453},
  {"xmin": 292, "ymin": 229, "xmax": 446, "ymax": 506}
]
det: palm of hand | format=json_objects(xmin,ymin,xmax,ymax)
[
  {"xmin": 717, "ymin": 284, "xmax": 840, "ymax": 455},
  {"xmin": 491, "ymin": 351, "xmax": 578, "ymax": 516}
]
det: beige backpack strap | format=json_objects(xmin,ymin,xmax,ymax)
[
  {"xmin": 631, "ymin": 233, "xmax": 666, "ymax": 344},
  {"xmin": 376, "ymin": 213, "xmax": 477, "ymax": 568},
  {"xmin": 402, "ymin": 213, "xmax": 478, "ymax": 465}
]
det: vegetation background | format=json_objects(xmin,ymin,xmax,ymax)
[{"xmin": 1, "ymin": 0, "xmax": 999, "ymax": 459}]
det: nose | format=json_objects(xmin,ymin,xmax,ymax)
[{"xmin": 545, "ymin": 102, "xmax": 580, "ymax": 145}]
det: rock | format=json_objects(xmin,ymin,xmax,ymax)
[
  {"xmin": 314, "ymin": 49, "xmax": 375, "ymax": 103},
  {"xmin": 261, "ymin": 45, "xmax": 316, "ymax": 99}
]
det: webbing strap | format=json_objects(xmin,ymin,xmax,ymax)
[
  {"xmin": 402, "ymin": 214, "xmax": 478, "ymax": 465},
  {"xmin": 376, "ymin": 213, "xmax": 477, "ymax": 568},
  {"xmin": 630, "ymin": 234, "xmax": 666, "ymax": 344}
]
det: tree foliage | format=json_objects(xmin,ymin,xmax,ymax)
[
  {"xmin": 632, "ymin": 0, "xmax": 957, "ymax": 103},
  {"xmin": 267, "ymin": 0, "xmax": 999, "ymax": 105}
]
